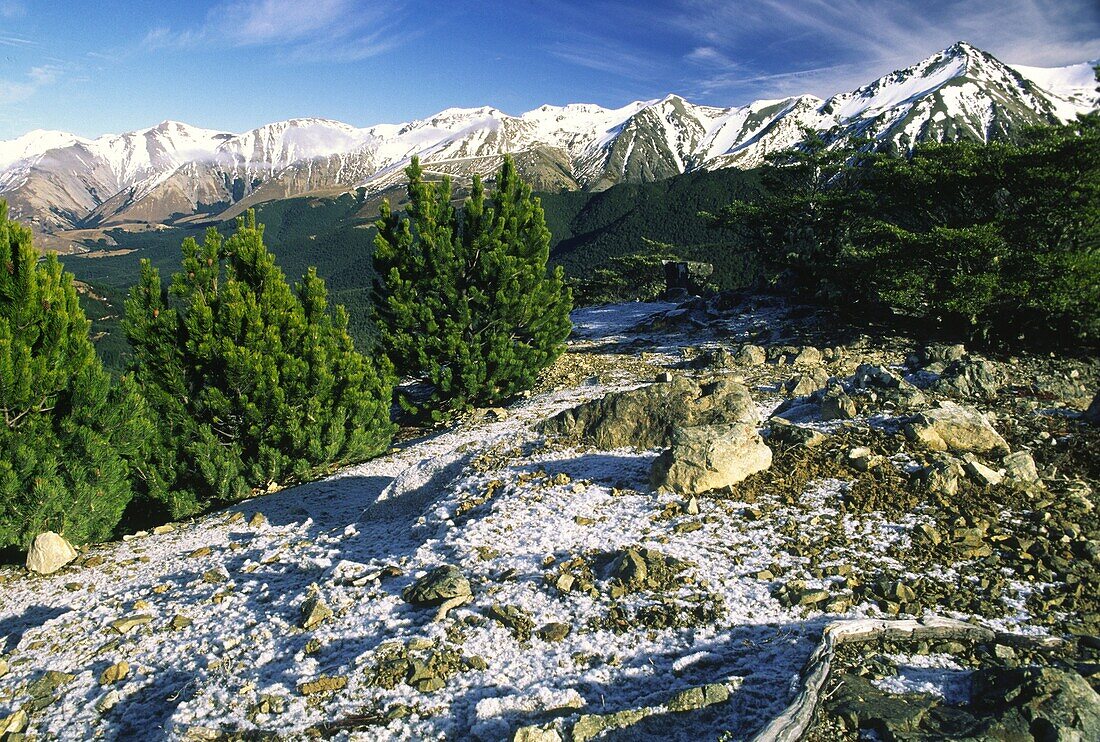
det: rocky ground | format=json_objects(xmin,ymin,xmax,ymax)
[{"xmin": 0, "ymin": 294, "xmax": 1097, "ymax": 741}]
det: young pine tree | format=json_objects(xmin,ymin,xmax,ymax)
[
  {"xmin": 374, "ymin": 156, "xmax": 572, "ymax": 415},
  {"xmin": 125, "ymin": 211, "xmax": 395, "ymax": 517},
  {"xmin": 0, "ymin": 201, "xmax": 157, "ymax": 550}
]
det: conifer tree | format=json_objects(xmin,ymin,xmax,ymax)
[
  {"xmin": 125, "ymin": 211, "xmax": 395, "ymax": 517},
  {"xmin": 0, "ymin": 201, "xmax": 157, "ymax": 549},
  {"xmin": 374, "ymin": 156, "xmax": 572, "ymax": 415}
]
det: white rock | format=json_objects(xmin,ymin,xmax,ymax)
[{"xmin": 26, "ymin": 531, "xmax": 78, "ymax": 574}]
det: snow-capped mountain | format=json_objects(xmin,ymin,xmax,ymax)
[{"xmin": 1, "ymin": 41, "xmax": 1096, "ymax": 248}]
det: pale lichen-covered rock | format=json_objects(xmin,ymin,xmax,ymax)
[
  {"xmin": 541, "ymin": 375, "xmax": 759, "ymax": 450},
  {"xmin": 26, "ymin": 532, "xmax": 78, "ymax": 575},
  {"xmin": 1003, "ymin": 450, "xmax": 1041, "ymax": 486},
  {"xmin": 650, "ymin": 423, "xmax": 772, "ymax": 495},
  {"xmin": 735, "ymin": 344, "xmax": 767, "ymax": 366},
  {"xmin": 513, "ymin": 725, "xmax": 563, "ymax": 742},
  {"xmin": 905, "ymin": 402, "xmax": 1010, "ymax": 456}
]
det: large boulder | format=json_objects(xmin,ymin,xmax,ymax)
[
  {"xmin": 905, "ymin": 402, "xmax": 1010, "ymax": 457},
  {"xmin": 402, "ymin": 565, "xmax": 472, "ymax": 606},
  {"xmin": 541, "ymin": 376, "xmax": 759, "ymax": 450},
  {"xmin": 971, "ymin": 666, "xmax": 1100, "ymax": 740},
  {"xmin": 26, "ymin": 532, "xmax": 78, "ymax": 575},
  {"xmin": 933, "ymin": 358, "xmax": 1003, "ymax": 399},
  {"xmin": 650, "ymin": 423, "xmax": 772, "ymax": 495}
]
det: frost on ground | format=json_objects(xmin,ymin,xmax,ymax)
[{"xmin": 0, "ymin": 299, "xmax": 1094, "ymax": 741}]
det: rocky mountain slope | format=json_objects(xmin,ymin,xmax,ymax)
[
  {"xmin": 0, "ymin": 297, "xmax": 1097, "ymax": 740},
  {"xmin": 1, "ymin": 42, "xmax": 1096, "ymax": 250}
]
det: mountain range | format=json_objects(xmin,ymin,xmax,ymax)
[{"xmin": 1, "ymin": 41, "xmax": 1096, "ymax": 251}]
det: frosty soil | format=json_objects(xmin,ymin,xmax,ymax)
[{"xmin": 0, "ymin": 299, "xmax": 1096, "ymax": 740}]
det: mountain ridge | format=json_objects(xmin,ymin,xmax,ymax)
[{"xmin": 2, "ymin": 41, "xmax": 1096, "ymax": 251}]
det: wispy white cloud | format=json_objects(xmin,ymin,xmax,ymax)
[
  {"xmin": 548, "ymin": 34, "xmax": 667, "ymax": 81},
  {"xmin": 527, "ymin": 0, "xmax": 1098, "ymax": 105},
  {"xmin": 0, "ymin": 63, "xmax": 62, "ymax": 104},
  {"xmin": 672, "ymin": 0, "xmax": 1100, "ymax": 100},
  {"xmin": 0, "ymin": 33, "xmax": 35, "ymax": 49},
  {"xmin": 144, "ymin": 0, "xmax": 414, "ymax": 62},
  {"xmin": 0, "ymin": 1, "xmax": 25, "ymax": 19}
]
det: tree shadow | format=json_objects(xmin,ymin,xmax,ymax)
[{"xmin": 0, "ymin": 604, "xmax": 72, "ymax": 654}]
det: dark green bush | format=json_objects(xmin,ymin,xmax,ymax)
[
  {"xmin": 0, "ymin": 202, "xmax": 157, "ymax": 549},
  {"xmin": 124, "ymin": 211, "xmax": 395, "ymax": 518},
  {"xmin": 374, "ymin": 156, "xmax": 572, "ymax": 415}
]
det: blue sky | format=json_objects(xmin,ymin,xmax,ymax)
[{"xmin": 1, "ymin": 0, "xmax": 1097, "ymax": 138}]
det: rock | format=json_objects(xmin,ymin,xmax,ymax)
[
  {"xmin": 797, "ymin": 588, "xmax": 832, "ymax": 606},
  {"xmin": 433, "ymin": 594, "xmax": 472, "ymax": 622},
  {"xmin": 685, "ymin": 496, "xmax": 700, "ymax": 516},
  {"xmin": 202, "ymin": 568, "xmax": 228, "ymax": 584},
  {"xmin": 964, "ymin": 457, "xmax": 1005, "ymax": 487},
  {"xmin": 904, "ymin": 402, "xmax": 1010, "ymax": 456},
  {"xmin": 1085, "ymin": 391, "xmax": 1100, "ymax": 425},
  {"xmin": 971, "ymin": 666, "xmax": 1100, "ymax": 740},
  {"xmin": 735, "ymin": 344, "xmax": 767, "ymax": 366},
  {"xmin": 488, "ymin": 604, "xmax": 534, "ymax": 641},
  {"xmin": 99, "ymin": 661, "xmax": 129, "ymax": 685},
  {"xmin": 188, "ymin": 546, "xmax": 212, "ymax": 558},
  {"xmin": 248, "ymin": 512, "xmax": 268, "ymax": 528},
  {"xmin": 650, "ymin": 423, "xmax": 773, "ymax": 495},
  {"xmin": 935, "ymin": 358, "xmax": 1003, "ymax": 399},
  {"xmin": 572, "ymin": 709, "xmax": 650, "ymax": 742},
  {"xmin": 610, "ymin": 549, "xmax": 648, "ymax": 587},
  {"xmin": 921, "ymin": 458, "xmax": 962, "ymax": 498},
  {"xmin": 654, "ymin": 371, "xmax": 674, "ymax": 383},
  {"xmin": 513, "ymin": 725, "xmax": 563, "ymax": 742},
  {"xmin": 536, "ymin": 622, "xmax": 572, "ymax": 642},
  {"xmin": 297, "ymin": 675, "xmax": 347, "ymax": 696},
  {"xmin": 299, "ymin": 586, "xmax": 333, "ymax": 630},
  {"xmin": 785, "ymin": 367, "xmax": 829, "ymax": 398},
  {"xmin": 28, "ymin": 669, "xmax": 75, "ymax": 702},
  {"xmin": 821, "ymin": 386, "xmax": 858, "ymax": 421},
  {"xmin": 484, "ymin": 407, "xmax": 509, "ymax": 421},
  {"xmin": 831, "ymin": 674, "xmax": 939, "ymax": 736},
  {"xmin": 152, "ymin": 524, "xmax": 175, "ymax": 535},
  {"xmin": 1003, "ymin": 450, "xmax": 1040, "ymax": 486},
  {"xmin": 853, "ymin": 363, "xmax": 901, "ymax": 389},
  {"xmin": 169, "ymin": 614, "xmax": 193, "ymax": 630},
  {"xmin": 26, "ymin": 532, "xmax": 78, "ymax": 574},
  {"xmin": 666, "ymin": 683, "xmax": 732, "ymax": 712},
  {"xmin": 541, "ymin": 376, "xmax": 760, "ymax": 450},
  {"xmin": 920, "ymin": 343, "xmax": 967, "ymax": 366},
  {"xmin": 792, "ymin": 346, "xmax": 823, "ymax": 366},
  {"xmin": 554, "ymin": 573, "xmax": 575, "ymax": 593},
  {"xmin": 768, "ymin": 418, "xmax": 827, "ymax": 448},
  {"xmin": 0, "ymin": 708, "xmax": 28, "ymax": 735},
  {"xmin": 847, "ymin": 447, "xmax": 877, "ymax": 472},
  {"xmin": 96, "ymin": 689, "xmax": 121, "ymax": 714},
  {"xmin": 252, "ymin": 693, "xmax": 286, "ymax": 716},
  {"xmin": 0, "ymin": 658, "xmax": 6, "ymax": 678},
  {"xmin": 109, "ymin": 614, "xmax": 152, "ymax": 635},
  {"xmin": 403, "ymin": 565, "xmax": 472, "ymax": 606}
]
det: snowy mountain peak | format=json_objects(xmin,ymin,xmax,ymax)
[{"xmin": 1, "ymin": 42, "xmax": 1095, "ymax": 244}]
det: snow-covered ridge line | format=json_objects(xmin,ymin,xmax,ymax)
[{"xmin": 1, "ymin": 41, "xmax": 1096, "ymax": 239}]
